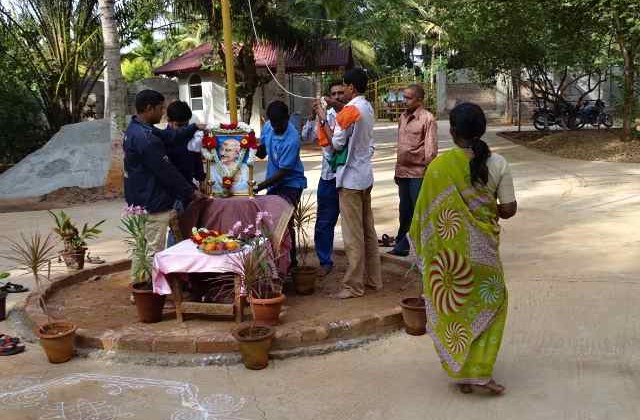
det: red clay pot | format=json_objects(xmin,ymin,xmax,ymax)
[
  {"xmin": 0, "ymin": 290, "xmax": 7, "ymax": 321},
  {"xmin": 400, "ymin": 297, "xmax": 427, "ymax": 336},
  {"xmin": 38, "ymin": 321, "xmax": 77, "ymax": 363},
  {"xmin": 61, "ymin": 248, "xmax": 86, "ymax": 270},
  {"xmin": 130, "ymin": 283, "xmax": 166, "ymax": 323},
  {"xmin": 251, "ymin": 294, "xmax": 285, "ymax": 326},
  {"xmin": 232, "ymin": 323, "xmax": 275, "ymax": 370},
  {"xmin": 292, "ymin": 266, "xmax": 317, "ymax": 295}
]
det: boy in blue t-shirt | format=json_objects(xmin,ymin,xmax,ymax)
[{"xmin": 255, "ymin": 100, "xmax": 307, "ymax": 268}]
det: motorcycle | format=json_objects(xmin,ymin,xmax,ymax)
[
  {"xmin": 575, "ymin": 99, "xmax": 613, "ymax": 128},
  {"xmin": 532, "ymin": 101, "xmax": 574, "ymax": 131}
]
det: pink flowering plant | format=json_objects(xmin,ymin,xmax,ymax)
[
  {"xmin": 120, "ymin": 205, "xmax": 152, "ymax": 284},
  {"xmin": 228, "ymin": 211, "xmax": 282, "ymax": 299}
]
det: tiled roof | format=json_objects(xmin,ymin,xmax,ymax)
[{"xmin": 154, "ymin": 39, "xmax": 352, "ymax": 76}]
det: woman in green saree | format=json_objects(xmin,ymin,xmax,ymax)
[{"xmin": 409, "ymin": 103, "xmax": 517, "ymax": 395}]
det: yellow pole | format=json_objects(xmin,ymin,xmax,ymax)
[{"xmin": 220, "ymin": 0, "xmax": 238, "ymax": 123}]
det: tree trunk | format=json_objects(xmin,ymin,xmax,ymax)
[
  {"xmin": 99, "ymin": 0, "xmax": 128, "ymax": 194},
  {"xmin": 620, "ymin": 42, "xmax": 636, "ymax": 141}
]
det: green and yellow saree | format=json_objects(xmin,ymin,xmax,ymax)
[{"xmin": 408, "ymin": 147, "xmax": 507, "ymax": 385}]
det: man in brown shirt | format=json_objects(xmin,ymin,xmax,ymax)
[{"xmin": 389, "ymin": 84, "xmax": 438, "ymax": 256}]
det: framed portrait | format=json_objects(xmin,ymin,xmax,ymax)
[{"xmin": 200, "ymin": 129, "xmax": 257, "ymax": 197}]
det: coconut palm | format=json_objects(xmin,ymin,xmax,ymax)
[{"xmin": 0, "ymin": 0, "xmax": 104, "ymax": 133}]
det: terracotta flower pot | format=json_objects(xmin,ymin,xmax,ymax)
[
  {"xmin": 61, "ymin": 248, "xmax": 86, "ymax": 270},
  {"xmin": 400, "ymin": 297, "xmax": 427, "ymax": 336},
  {"xmin": 251, "ymin": 294, "xmax": 285, "ymax": 326},
  {"xmin": 38, "ymin": 321, "xmax": 77, "ymax": 363},
  {"xmin": 130, "ymin": 283, "xmax": 166, "ymax": 323},
  {"xmin": 0, "ymin": 290, "xmax": 7, "ymax": 321},
  {"xmin": 232, "ymin": 324, "xmax": 275, "ymax": 370},
  {"xmin": 291, "ymin": 266, "xmax": 317, "ymax": 295}
]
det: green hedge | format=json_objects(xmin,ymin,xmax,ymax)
[{"xmin": 0, "ymin": 79, "xmax": 49, "ymax": 164}]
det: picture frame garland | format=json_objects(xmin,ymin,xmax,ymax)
[{"xmin": 200, "ymin": 127, "xmax": 258, "ymax": 193}]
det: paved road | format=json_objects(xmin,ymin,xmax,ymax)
[{"xmin": 2, "ymin": 122, "xmax": 640, "ymax": 420}]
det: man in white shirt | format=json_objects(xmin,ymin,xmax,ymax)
[
  {"xmin": 313, "ymin": 81, "xmax": 345, "ymax": 277},
  {"xmin": 316, "ymin": 68, "xmax": 382, "ymax": 299}
]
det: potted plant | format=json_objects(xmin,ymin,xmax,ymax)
[
  {"xmin": 400, "ymin": 263, "xmax": 426, "ymax": 336},
  {"xmin": 120, "ymin": 205, "xmax": 165, "ymax": 323},
  {"xmin": 48, "ymin": 210, "xmax": 105, "ymax": 270},
  {"xmin": 3, "ymin": 233, "xmax": 77, "ymax": 363},
  {"xmin": 291, "ymin": 193, "xmax": 318, "ymax": 295},
  {"xmin": 228, "ymin": 212, "xmax": 285, "ymax": 326},
  {"xmin": 0, "ymin": 272, "xmax": 8, "ymax": 321},
  {"xmin": 230, "ymin": 239, "xmax": 279, "ymax": 370}
]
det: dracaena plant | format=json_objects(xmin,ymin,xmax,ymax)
[
  {"xmin": 119, "ymin": 205, "xmax": 153, "ymax": 284},
  {"xmin": 1, "ymin": 233, "xmax": 57, "ymax": 323},
  {"xmin": 292, "ymin": 193, "xmax": 316, "ymax": 266}
]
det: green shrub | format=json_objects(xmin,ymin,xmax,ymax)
[{"xmin": 0, "ymin": 78, "xmax": 49, "ymax": 164}]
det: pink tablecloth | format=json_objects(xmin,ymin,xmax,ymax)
[
  {"xmin": 179, "ymin": 195, "xmax": 294, "ymax": 274},
  {"xmin": 152, "ymin": 240, "xmax": 250, "ymax": 295}
]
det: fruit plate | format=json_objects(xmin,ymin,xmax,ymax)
[{"xmin": 197, "ymin": 245, "xmax": 244, "ymax": 256}]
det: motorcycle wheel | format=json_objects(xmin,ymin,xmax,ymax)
[
  {"xmin": 533, "ymin": 113, "xmax": 551, "ymax": 131},
  {"xmin": 600, "ymin": 113, "xmax": 613, "ymax": 128}
]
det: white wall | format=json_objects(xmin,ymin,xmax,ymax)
[{"xmin": 177, "ymin": 71, "xmax": 262, "ymax": 136}]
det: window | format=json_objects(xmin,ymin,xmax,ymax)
[{"xmin": 189, "ymin": 74, "xmax": 203, "ymax": 111}]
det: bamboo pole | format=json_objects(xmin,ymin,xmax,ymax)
[{"xmin": 221, "ymin": 0, "xmax": 238, "ymax": 123}]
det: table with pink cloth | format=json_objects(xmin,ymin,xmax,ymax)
[
  {"xmin": 152, "ymin": 239, "xmax": 250, "ymax": 295},
  {"xmin": 178, "ymin": 195, "xmax": 294, "ymax": 274}
]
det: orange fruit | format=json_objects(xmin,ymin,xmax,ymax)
[{"xmin": 204, "ymin": 243, "xmax": 216, "ymax": 252}]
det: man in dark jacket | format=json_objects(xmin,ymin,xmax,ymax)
[{"xmin": 123, "ymin": 90, "xmax": 205, "ymax": 263}]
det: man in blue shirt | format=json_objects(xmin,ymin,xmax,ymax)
[
  {"xmin": 123, "ymin": 90, "xmax": 206, "ymax": 273},
  {"xmin": 255, "ymin": 100, "xmax": 307, "ymax": 268}
]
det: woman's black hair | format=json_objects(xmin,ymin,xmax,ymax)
[{"xmin": 449, "ymin": 102, "xmax": 490, "ymax": 186}]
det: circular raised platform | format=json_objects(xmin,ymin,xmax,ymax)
[{"xmin": 20, "ymin": 253, "xmax": 420, "ymax": 363}]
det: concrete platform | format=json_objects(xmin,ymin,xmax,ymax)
[{"xmin": 16, "ymin": 254, "xmax": 419, "ymax": 363}]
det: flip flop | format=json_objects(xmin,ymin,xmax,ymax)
[
  {"xmin": 0, "ymin": 334, "xmax": 20, "ymax": 345},
  {"xmin": 0, "ymin": 342, "xmax": 25, "ymax": 356},
  {"xmin": 86, "ymin": 253, "xmax": 105, "ymax": 264},
  {"xmin": 0, "ymin": 282, "xmax": 29, "ymax": 293}
]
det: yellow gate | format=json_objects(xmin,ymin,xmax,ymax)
[{"xmin": 368, "ymin": 74, "xmax": 436, "ymax": 121}]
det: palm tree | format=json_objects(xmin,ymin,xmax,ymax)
[
  {"xmin": 99, "ymin": 0, "xmax": 128, "ymax": 194},
  {"xmin": 0, "ymin": 0, "xmax": 104, "ymax": 133}
]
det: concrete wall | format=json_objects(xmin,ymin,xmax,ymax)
[{"xmin": 128, "ymin": 77, "xmax": 180, "ymax": 116}]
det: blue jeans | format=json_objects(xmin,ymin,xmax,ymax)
[
  {"xmin": 394, "ymin": 178, "xmax": 423, "ymax": 253},
  {"xmin": 314, "ymin": 178, "xmax": 340, "ymax": 267}
]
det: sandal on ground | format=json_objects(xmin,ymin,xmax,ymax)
[
  {"xmin": 458, "ymin": 384, "xmax": 473, "ymax": 394},
  {"xmin": 0, "ymin": 341, "xmax": 25, "ymax": 356},
  {"xmin": 479, "ymin": 379, "xmax": 505, "ymax": 395},
  {"xmin": 378, "ymin": 234, "xmax": 395, "ymax": 247},
  {"xmin": 86, "ymin": 253, "xmax": 105, "ymax": 264},
  {"xmin": 0, "ymin": 334, "xmax": 20, "ymax": 345},
  {"xmin": 0, "ymin": 282, "xmax": 29, "ymax": 293}
]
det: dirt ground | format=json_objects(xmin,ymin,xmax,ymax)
[
  {"xmin": 46, "ymin": 253, "xmax": 420, "ymax": 338},
  {"xmin": 0, "ymin": 186, "xmax": 121, "ymax": 213},
  {"xmin": 499, "ymin": 128, "xmax": 640, "ymax": 163}
]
